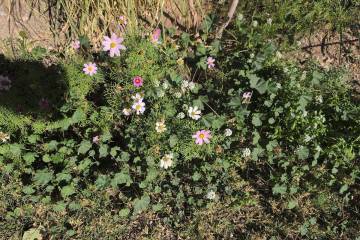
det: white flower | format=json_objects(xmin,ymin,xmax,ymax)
[
  {"xmin": 237, "ymin": 13, "xmax": 244, "ymax": 21},
  {"xmin": 188, "ymin": 82, "xmax": 195, "ymax": 90},
  {"xmin": 157, "ymin": 90, "xmax": 165, "ymax": 98},
  {"xmin": 0, "ymin": 75, "xmax": 12, "ymax": 91},
  {"xmin": 122, "ymin": 108, "xmax": 131, "ymax": 116},
  {"xmin": 0, "ymin": 132, "xmax": 10, "ymax": 143},
  {"xmin": 154, "ymin": 80, "xmax": 160, "ymax": 87},
  {"xmin": 250, "ymin": 53, "xmax": 255, "ymax": 59},
  {"xmin": 267, "ymin": 18, "xmax": 272, "ymax": 25},
  {"xmin": 188, "ymin": 106, "xmax": 201, "ymax": 120},
  {"xmin": 315, "ymin": 95, "xmax": 323, "ymax": 104},
  {"xmin": 242, "ymin": 148, "xmax": 251, "ymax": 158},
  {"xmin": 252, "ymin": 20, "xmax": 258, "ymax": 27},
  {"xmin": 131, "ymin": 93, "xmax": 143, "ymax": 102},
  {"xmin": 155, "ymin": 120, "xmax": 167, "ymax": 133},
  {"xmin": 174, "ymin": 92, "xmax": 182, "ymax": 98},
  {"xmin": 160, "ymin": 153, "xmax": 173, "ymax": 169},
  {"xmin": 304, "ymin": 134, "xmax": 312, "ymax": 143},
  {"xmin": 276, "ymin": 83, "xmax": 282, "ymax": 89},
  {"xmin": 206, "ymin": 190, "xmax": 216, "ymax": 200},
  {"xmin": 162, "ymin": 81, "xmax": 169, "ymax": 90},
  {"xmin": 177, "ymin": 112, "xmax": 185, "ymax": 119},
  {"xmin": 132, "ymin": 101, "xmax": 145, "ymax": 115},
  {"xmin": 224, "ymin": 128, "xmax": 233, "ymax": 137},
  {"xmin": 181, "ymin": 80, "xmax": 189, "ymax": 89}
]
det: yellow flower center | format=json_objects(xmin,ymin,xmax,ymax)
[
  {"xmin": 199, "ymin": 133, "xmax": 205, "ymax": 139},
  {"xmin": 110, "ymin": 42, "xmax": 117, "ymax": 48},
  {"xmin": 136, "ymin": 105, "xmax": 141, "ymax": 110},
  {"xmin": 87, "ymin": 66, "xmax": 93, "ymax": 72}
]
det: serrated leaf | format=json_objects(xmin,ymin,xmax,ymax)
[{"xmin": 133, "ymin": 195, "xmax": 150, "ymax": 214}]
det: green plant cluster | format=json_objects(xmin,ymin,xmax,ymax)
[{"xmin": 1, "ymin": 13, "xmax": 360, "ymax": 240}]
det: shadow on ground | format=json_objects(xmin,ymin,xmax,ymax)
[{"xmin": 0, "ymin": 54, "xmax": 67, "ymax": 121}]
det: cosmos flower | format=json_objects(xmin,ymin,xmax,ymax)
[
  {"xmin": 242, "ymin": 91, "xmax": 252, "ymax": 104},
  {"xmin": 102, "ymin": 33, "xmax": 126, "ymax": 57},
  {"xmin": 131, "ymin": 93, "xmax": 144, "ymax": 103},
  {"xmin": 150, "ymin": 28, "xmax": 161, "ymax": 44},
  {"xmin": 155, "ymin": 120, "xmax": 166, "ymax": 133},
  {"xmin": 92, "ymin": 135, "xmax": 100, "ymax": 144},
  {"xmin": 118, "ymin": 16, "xmax": 127, "ymax": 26},
  {"xmin": 71, "ymin": 40, "xmax": 80, "ymax": 50},
  {"xmin": 188, "ymin": 106, "xmax": 201, "ymax": 120},
  {"xmin": 0, "ymin": 132, "xmax": 10, "ymax": 143},
  {"xmin": 160, "ymin": 153, "xmax": 173, "ymax": 169},
  {"xmin": 192, "ymin": 130, "xmax": 211, "ymax": 145},
  {"xmin": 122, "ymin": 108, "xmax": 131, "ymax": 116},
  {"xmin": 132, "ymin": 101, "xmax": 145, "ymax": 115},
  {"xmin": 224, "ymin": 128, "xmax": 233, "ymax": 137},
  {"xmin": 83, "ymin": 62, "xmax": 97, "ymax": 76},
  {"xmin": 0, "ymin": 75, "xmax": 12, "ymax": 91},
  {"xmin": 206, "ymin": 190, "xmax": 216, "ymax": 200},
  {"xmin": 242, "ymin": 148, "xmax": 251, "ymax": 157},
  {"xmin": 207, "ymin": 57, "xmax": 215, "ymax": 69},
  {"xmin": 133, "ymin": 76, "xmax": 143, "ymax": 87}
]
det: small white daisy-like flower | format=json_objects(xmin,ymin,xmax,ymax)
[
  {"xmin": 188, "ymin": 82, "xmax": 195, "ymax": 90},
  {"xmin": 267, "ymin": 18, "xmax": 272, "ymax": 25},
  {"xmin": 188, "ymin": 106, "xmax": 201, "ymax": 120},
  {"xmin": 304, "ymin": 134, "xmax": 312, "ymax": 143},
  {"xmin": 0, "ymin": 75, "xmax": 12, "ymax": 91},
  {"xmin": 157, "ymin": 90, "xmax": 165, "ymax": 98},
  {"xmin": 131, "ymin": 93, "xmax": 144, "ymax": 102},
  {"xmin": 132, "ymin": 101, "xmax": 145, "ymax": 115},
  {"xmin": 155, "ymin": 120, "xmax": 167, "ymax": 133},
  {"xmin": 0, "ymin": 132, "xmax": 10, "ymax": 143},
  {"xmin": 242, "ymin": 148, "xmax": 251, "ymax": 158},
  {"xmin": 162, "ymin": 81, "xmax": 169, "ymax": 90},
  {"xmin": 315, "ymin": 95, "xmax": 323, "ymax": 104},
  {"xmin": 224, "ymin": 128, "xmax": 233, "ymax": 137},
  {"xmin": 160, "ymin": 153, "xmax": 173, "ymax": 169},
  {"xmin": 174, "ymin": 92, "xmax": 182, "ymax": 98},
  {"xmin": 252, "ymin": 20, "xmax": 258, "ymax": 27},
  {"xmin": 206, "ymin": 190, "xmax": 216, "ymax": 200},
  {"xmin": 177, "ymin": 112, "xmax": 185, "ymax": 119},
  {"xmin": 122, "ymin": 108, "xmax": 131, "ymax": 116}
]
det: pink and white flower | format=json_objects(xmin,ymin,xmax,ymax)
[
  {"xmin": 122, "ymin": 108, "xmax": 131, "ymax": 116},
  {"xmin": 160, "ymin": 153, "xmax": 173, "ymax": 169},
  {"xmin": 192, "ymin": 130, "xmax": 212, "ymax": 145},
  {"xmin": 118, "ymin": 16, "xmax": 127, "ymax": 26},
  {"xmin": 102, "ymin": 33, "xmax": 126, "ymax": 57},
  {"xmin": 188, "ymin": 106, "xmax": 201, "ymax": 120},
  {"xmin": 131, "ymin": 93, "xmax": 144, "ymax": 103},
  {"xmin": 92, "ymin": 135, "xmax": 100, "ymax": 144},
  {"xmin": 83, "ymin": 62, "xmax": 97, "ymax": 76},
  {"xmin": 133, "ymin": 76, "xmax": 143, "ymax": 87},
  {"xmin": 242, "ymin": 91, "xmax": 252, "ymax": 103},
  {"xmin": 71, "ymin": 40, "xmax": 80, "ymax": 50},
  {"xmin": 150, "ymin": 28, "xmax": 161, "ymax": 44},
  {"xmin": 132, "ymin": 101, "xmax": 145, "ymax": 115},
  {"xmin": 207, "ymin": 57, "xmax": 215, "ymax": 69}
]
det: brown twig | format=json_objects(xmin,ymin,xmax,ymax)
[
  {"xmin": 301, "ymin": 38, "xmax": 359, "ymax": 50},
  {"xmin": 216, "ymin": 0, "xmax": 239, "ymax": 39}
]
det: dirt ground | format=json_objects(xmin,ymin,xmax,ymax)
[{"xmin": 0, "ymin": 0, "xmax": 53, "ymax": 52}]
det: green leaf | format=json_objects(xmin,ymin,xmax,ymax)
[
  {"xmin": 169, "ymin": 135, "xmax": 178, "ymax": 148},
  {"xmin": 22, "ymin": 228, "xmax": 43, "ymax": 240},
  {"xmin": 272, "ymin": 184, "xmax": 287, "ymax": 195},
  {"xmin": 99, "ymin": 144, "xmax": 109, "ymax": 158},
  {"xmin": 297, "ymin": 146, "xmax": 309, "ymax": 160},
  {"xmin": 340, "ymin": 184, "xmax": 348, "ymax": 194},
  {"xmin": 248, "ymin": 73, "xmax": 268, "ymax": 94},
  {"xmin": 133, "ymin": 195, "xmax": 150, "ymax": 214},
  {"xmin": 252, "ymin": 114, "xmax": 262, "ymax": 127},
  {"xmin": 78, "ymin": 140, "xmax": 92, "ymax": 155},
  {"xmin": 33, "ymin": 170, "xmax": 53, "ymax": 187},
  {"xmin": 61, "ymin": 185, "xmax": 76, "ymax": 198},
  {"xmin": 287, "ymin": 200, "xmax": 298, "ymax": 209},
  {"xmin": 111, "ymin": 171, "xmax": 132, "ymax": 187},
  {"xmin": 23, "ymin": 153, "xmax": 37, "ymax": 165},
  {"xmin": 119, "ymin": 208, "xmax": 130, "ymax": 217}
]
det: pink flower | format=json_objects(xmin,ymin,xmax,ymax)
[
  {"xmin": 102, "ymin": 33, "xmax": 126, "ymax": 57},
  {"xmin": 207, "ymin": 57, "xmax": 215, "ymax": 69},
  {"xmin": 118, "ymin": 16, "xmax": 127, "ymax": 26},
  {"xmin": 93, "ymin": 135, "xmax": 100, "ymax": 144},
  {"xmin": 242, "ymin": 91, "xmax": 252, "ymax": 103},
  {"xmin": 38, "ymin": 98, "xmax": 50, "ymax": 110},
  {"xmin": 133, "ymin": 76, "xmax": 143, "ymax": 87},
  {"xmin": 71, "ymin": 40, "xmax": 80, "ymax": 50},
  {"xmin": 150, "ymin": 28, "xmax": 161, "ymax": 44},
  {"xmin": 83, "ymin": 62, "xmax": 97, "ymax": 76},
  {"xmin": 192, "ymin": 130, "xmax": 212, "ymax": 145}
]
